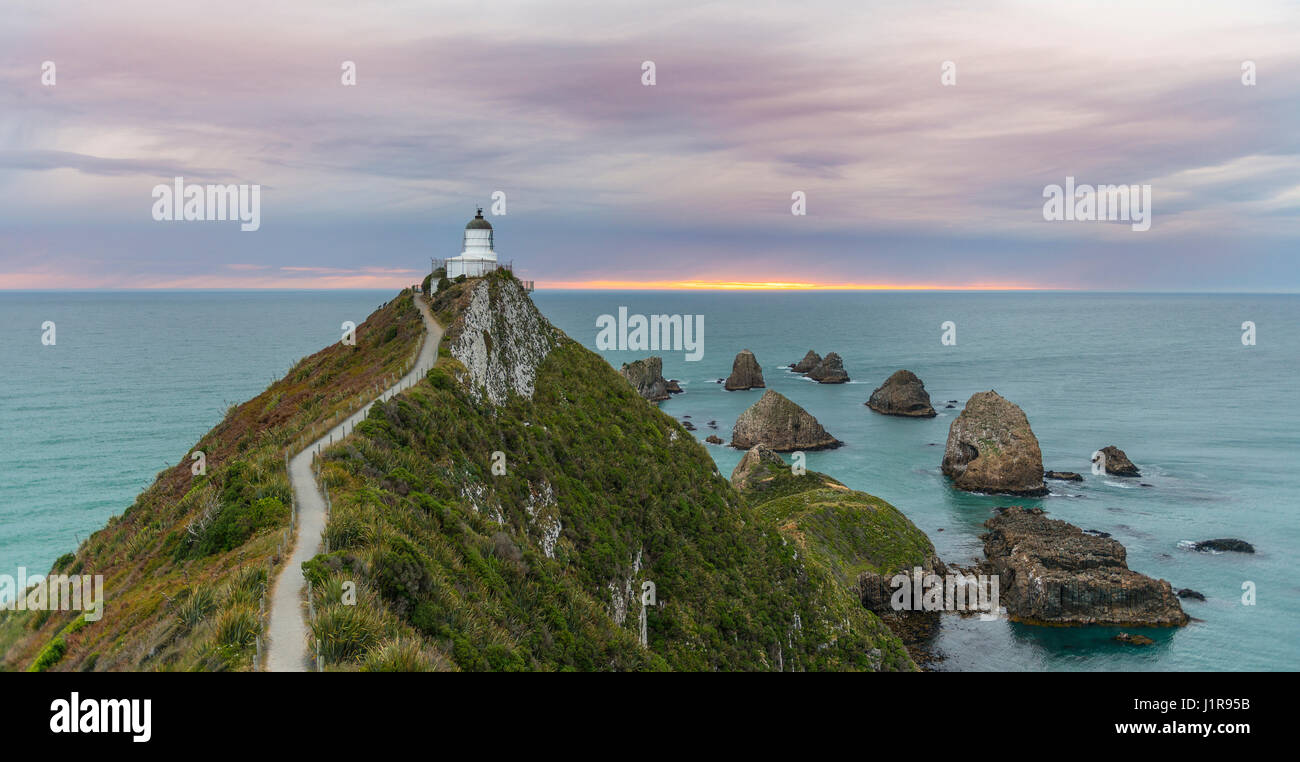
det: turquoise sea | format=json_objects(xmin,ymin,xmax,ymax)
[{"xmin": 2, "ymin": 290, "xmax": 1296, "ymax": 671}]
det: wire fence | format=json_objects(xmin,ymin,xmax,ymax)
[{"xmin": 262, "ymin": 290, "xmax": 436, "ymax": 673}]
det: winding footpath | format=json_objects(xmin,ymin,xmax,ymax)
[{"xmin": 265, "ymin": 293, "xmax": 443, "ymax": 671}]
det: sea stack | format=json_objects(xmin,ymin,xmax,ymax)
[
  {"xmin": 866, "ymin": 370, "xmax": 936, "ymax": 417},
  {"xmin": 941, "ymin": 391, "xmax": 1047, "ymax": 496},
  {"xmin": 724, "ymin": 349, "xmax": 766, "ymax": 391},
  {"xmin": 1094, "ymin": 445, "xmax": 1140, "ymax": 476},
  {"xmin": 806, "ymin": 352, "xmax": 849, "ymax": 384},
  {"xmin": 619, "ymin": 357, "xmax": 671, "ymax": 401},
  {"xmin": 980, "ymin": 507, "xmax": 1188, "ymax": 627},
  {"xmin": 731, "ymin": 389, "xmax": 841, "ymax": 451},
  {"xmin": 790, "ymin": 350, "xmax": 821, "ymax": 373}
]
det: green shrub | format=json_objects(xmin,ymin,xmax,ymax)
[
  {"xmin": 371, "ymin": 538, "xmax": 432, "ymax": 614},
  {"xmin": 27, "ymin": 636, "xmax": 67, "ymax": 672},
  {"xmin": 196, "ymin": 496, "xmax": 287, "ymax": 556}
]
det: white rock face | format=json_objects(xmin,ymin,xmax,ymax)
[
  {"xmin": 451, "ymin": 278, "xmax": 559, "ymax": 406},
  {"xmin": 524, "ymin": 481, "xmax": 562, "ymax": 559},
  {"xmin": 607, "ymin": 548, "xmax": 643, "ymax": 626}
]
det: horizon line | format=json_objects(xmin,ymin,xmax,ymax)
[{"xmin": 2, "ymin": 285, "xmax": 1298, "ymax": 295}]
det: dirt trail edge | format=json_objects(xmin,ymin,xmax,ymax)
[{"xmin": 265, "ymin": 292, "xmax": 443, "ymax": 672}]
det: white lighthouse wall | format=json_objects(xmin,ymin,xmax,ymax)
[
  {"xmin": 447, "ymin": 257, "xmax": 500, "ymax": 278},
  {"xmin": 447, "ymin": 221, "xmax": 498, "ymax": 278},
  {"xmin": 461, "ymin": 229, "xmax": 494, "ymax": 257}
]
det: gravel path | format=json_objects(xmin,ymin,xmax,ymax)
[{"xmin": 265, "ymin": 293, "xmax": 442, "ymax": 671}]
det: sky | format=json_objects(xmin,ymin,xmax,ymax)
[{"xmin": 1, "ymin": 0, "xmax": 1297, "ymax": 290}]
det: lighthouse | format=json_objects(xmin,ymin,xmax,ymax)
[{"xmin": 445, "ymin": 208, "xmax": 497, "ymax": 278}]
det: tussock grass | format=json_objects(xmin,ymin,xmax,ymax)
[
  {"xmin": 214, "ymin": 605, "xmax": 260, "ymax": 650},
  {"xmin": 176, "ymin": 585, "xmax": 217, "ymax": 631},
  {"xmin": 361, "ymin": 637, "xmax": 439, "ymax": 672}
]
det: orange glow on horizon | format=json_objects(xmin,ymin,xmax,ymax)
[
  {"xmin": 0, "ymin": 270, "xmax": 1059, "ymax": 292},
  {"xmin": 539, "ymin": 279, "xmax": 1056, "ymax": 291}
]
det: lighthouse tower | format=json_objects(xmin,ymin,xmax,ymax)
[{"xmin": 445, "ymin": 208, "xmax": 497, "ymax": 278}]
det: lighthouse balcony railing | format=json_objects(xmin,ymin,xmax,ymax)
[
  {"xmin": 431, "ymin": 258, "xmax": 514, "ymax": 273},
  {"xmin": 431, "ymin": 259, "xmax": 532, "ymax": 291}
]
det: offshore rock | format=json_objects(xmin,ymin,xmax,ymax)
[
  {"xmin": 941, "ymin": 391, "xmax": 1047, "ymax": 496},
  {"xmin": 1094, "ymin": 445, "xmax": 1140, "ymax": 477},
  {"xmin": 866, "ymin": 370, "xmax": 936, "ymax": 417},
  {"xmin": 790, "ymin": 350, "xmax": 821, "ymax": 373},
  {"xmin": 731, "ymin": 389, "xmax": 841, "ymax": 452},
  {"xmin": 1192, "ymin": 539, "xmax": 1254, "ymax": 553},
  {"xmin": 806, "ymin": 352, "xmax": 849, "ymax": 384},
  {"xmin": 619, "ymin": 356, "xmax": 671, "ymax": 401},
  {"xmin": 979, "ymin": 507, "xmax": 1188, "ymax": 627},
  {"xmin": 1044, "ymin": 470, "xmax": 1084, "ymax": 482},
  {"xmin": 724, "ymin": 349, "xmax": 766, "ymax": 391}
]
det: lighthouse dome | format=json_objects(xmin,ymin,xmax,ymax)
[{"xmin": 445, "ymin": 207, "xmax": 501, "ymax": 279}]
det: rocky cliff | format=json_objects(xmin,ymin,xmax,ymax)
[{"xmin": 446, "ymin": 276, "xmax": 560, "ymax": 405}]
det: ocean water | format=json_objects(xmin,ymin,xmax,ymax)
[
  {"xmin": 0, "ymin": 290, "xmax": 397, "ymax": 592},
  {"xmin": 533, "ymin": 290, "xmax": 1300, "ymax": 672},
  {"xmin": 2, "ymin": 290, "xmax": 1296, "ymax": 671}
]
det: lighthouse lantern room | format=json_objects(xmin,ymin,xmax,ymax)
[{"xmin": 445, "ymin": 208, "xmax": 498, "ymax": 278}]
